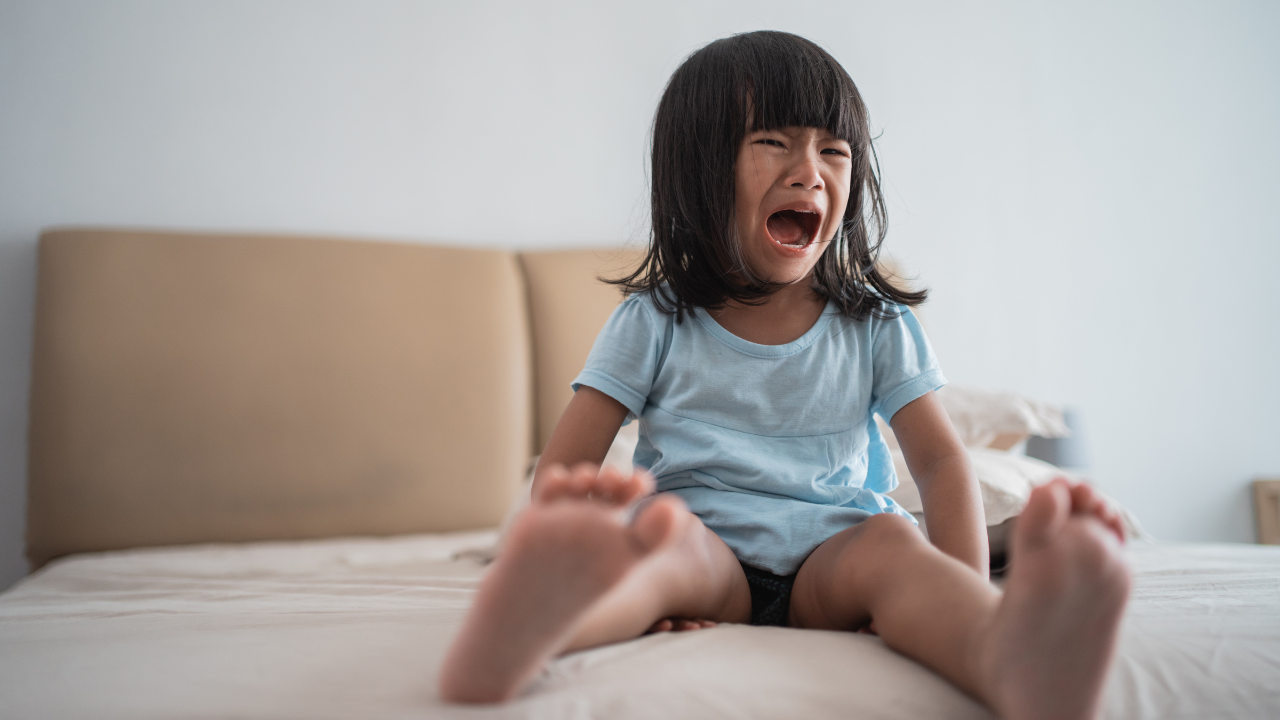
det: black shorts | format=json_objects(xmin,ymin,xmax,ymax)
[{"xmin": 741, "ymin": 562, "xmax": 797, "ymax": 627}]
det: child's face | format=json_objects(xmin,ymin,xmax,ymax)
[{"xmin": 734, "ymin": 126, "xmax": 852, "ymax": 286}]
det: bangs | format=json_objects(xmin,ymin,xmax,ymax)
[{"xmin": 735, "ymin": 34, "xmax": 863, "ymax": 146}]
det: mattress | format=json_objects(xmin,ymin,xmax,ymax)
[{"xmin": 1, "ymin": 532, "xmax": 1277, "ymax": 719}]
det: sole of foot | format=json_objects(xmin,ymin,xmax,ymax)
[
  {"xmin": 439, "ymin": 493, "xmax": 683, "ymax": 703},
  {"xmin": 980, "ymin": 479, "xmax": 1131, "ymax": 720}
]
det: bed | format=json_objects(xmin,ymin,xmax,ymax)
[{"xmin": 3, "ymin": 229, "xmax": 1278, "ymax": 719}]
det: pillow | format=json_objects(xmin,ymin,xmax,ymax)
[
  {"xmin": 885, "ymin": 446, "xmax": 1148, "ymax": 553},
  {"xmin": 877, "ymin": 384, "xmax": 1145, "ymax": 545},
  {"xmin": 884, "ymin": 446, "xmax": 1056, "ymax": 527},
  {"xmin": 878, "ymin": 385, "xmax": 1070, "ymax": 451}
]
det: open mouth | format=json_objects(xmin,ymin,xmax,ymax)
[{"xmin": 766, "ymin": 209, "xmax": 821, "ymax": 248}]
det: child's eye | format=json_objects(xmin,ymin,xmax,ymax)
[
  {"xmin": 821, "ymin": 148, "xmax": 850, "ymax": 157},
  {"xmin": 755, "ymin": 138, "xmax": 786, "ymax": 148}
]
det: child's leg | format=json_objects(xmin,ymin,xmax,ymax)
[
  {"xmin": 790, "ymin": 479, "xmax": 1129, "ymax": 720},
  {"xmin": 439, "ymin": 465, "xmax": 751, "ymax": 703}
]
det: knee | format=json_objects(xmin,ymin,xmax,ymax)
[
  {"xmin": 835, "ymin": 514, "xmax": 924, "ymax": 578},
  {"xmin": 793, "ymin": 514, "xmax": 926, "ymax": 628},
  {"xmin": 859, "ymin": 513, "xmax": 925, "ymax": 549}
]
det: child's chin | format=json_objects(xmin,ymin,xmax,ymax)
[{"xmin": 756, "ymin": 266, "xmax": 814, "ymax": 286}]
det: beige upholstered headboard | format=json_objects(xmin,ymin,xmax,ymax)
[
  {"xmin": 27, "ymin": 230, "xmax": 545, "ymax": 567},
  {"xmin": 519, "ymin": 249, "xmax": 644, "ymax": 452},
  {"xmin": 26, "ymin": 229, "xmax": 639, "ymax": 568},
  {"xmin": 25, "ymin": 230, "xmax": 928, "ymax": 568}
]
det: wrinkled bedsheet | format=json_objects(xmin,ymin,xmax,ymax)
[{"xmin": 1, "ymin": 533, "xmax": 1277, "ymax": 719}]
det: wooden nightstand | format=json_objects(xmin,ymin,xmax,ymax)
[{"xmin": 1255, "ymin": 479, "xmax": 1280, "ymax": 545}]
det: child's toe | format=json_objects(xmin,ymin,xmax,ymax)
[
  {"xmin": 590, "ymin": 465, "xmax": 624, "ymax": 502},
  {"xmin": 614, "ymin": 469, "xmax": 654, "ymax": 505},
  {"xmin": 1067, "ymin": 481, "xmax": 1104, "ymax": 515},
  {"xmin": 567, "ymin": 464, "xmax": 600, "ymax": 496},
  {"xmin": 630, "ymin": 494, "xmax": 683, "ymax": 553},
  {"xmin": 532, "ymin": 464, "xmax": 571, "ymax": 503},
  {"xmin": 1097, "ymin": 501, "xmax": 1127, "ymax": 543},
  {"xmin": 1016, "ymin": 479, "xmax": 1071, "ymax": 548}
]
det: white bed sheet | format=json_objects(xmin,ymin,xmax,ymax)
[{"xmin": 1, "ymin": 532, "xmax": 1277, "ymax": 719}]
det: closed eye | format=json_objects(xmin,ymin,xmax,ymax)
[{"xmin": 755, "ymin": 138, "xmax": 786, "ymax": 148}]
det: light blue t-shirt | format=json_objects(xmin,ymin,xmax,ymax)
[{"xmin": 572, "ymin": 290, "xmax": 946, "ymax": 575}]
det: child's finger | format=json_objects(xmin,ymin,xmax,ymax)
[{"xmin": 646, "ymin": 619, "xmax": 674, "ymax": 634}]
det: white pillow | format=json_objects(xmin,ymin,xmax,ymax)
[
  {"xmin": 885, "ymin": 446, "xmax": 1146, "ymax": 540},
  {"xmin": 879, "ymin": 385, "xmax": 1070, "ymax": 452},
  {"xmin": 884, "ymin": 446, "xmax": 1049, "ymax": 526},
  {"xmin": 938, "ymin": 385, "xmax": 1070, "ymax": 448}
]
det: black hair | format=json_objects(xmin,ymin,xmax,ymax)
[{"xmin": 610, "ymin": 30, "xmax": 926, "ymax": 321}]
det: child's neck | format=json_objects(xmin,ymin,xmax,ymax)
[{"xmin": 708, "ymin": 282, "xmax": 828, "ymax": 346}]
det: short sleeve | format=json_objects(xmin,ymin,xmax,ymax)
[
  {"xmin": 869, "ymin": 306, "xmax": 946, "ymax": 421},
  {"xmin": 571, "ymin": 293, "xmax": 670, "ymax": 418}
]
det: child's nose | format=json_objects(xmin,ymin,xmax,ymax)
[{"xmin": 786, "ymin": 153, "xmax": 824, "ymax": 190}]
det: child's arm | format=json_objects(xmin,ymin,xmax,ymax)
[
  {"xmin": 889, "ymin": 391, "xmax": 989, "ymax": 577},
  {"xmin": 532, "ymin": 386, "xmax": 630, "ymax": 495}
]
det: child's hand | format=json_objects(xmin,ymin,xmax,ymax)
[{"xmin": 533, "ymin": 463, "xmax": 655, "ymax": 509}]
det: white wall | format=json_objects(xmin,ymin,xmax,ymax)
[{"xmin": 1, "ymin": 0, "xmax": 1277, "ymax": 591}]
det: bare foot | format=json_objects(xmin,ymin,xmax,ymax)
[
  {"xmin": 531, "ymin": 463, "xmax": 653, "ymax": 507},
  {"xmin": 977, "ymin": 478, "xmax": 1130, "ymax": 720},
  {"xmin": 438, "ymin": 464, "xmax": 680, "ymax": 703}
]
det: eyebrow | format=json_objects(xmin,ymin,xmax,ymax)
[{"xmin": 751, "ymin": 127, "xmax": 848, "ymax": 144}]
